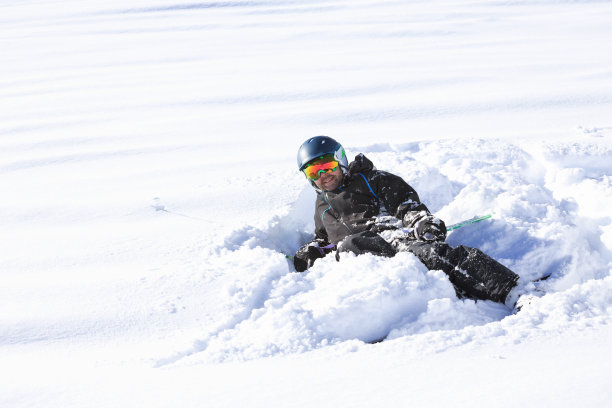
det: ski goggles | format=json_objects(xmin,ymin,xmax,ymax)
[{"xmin": 303, "ymin": 155, "xmax": 339, "ymax": 181}]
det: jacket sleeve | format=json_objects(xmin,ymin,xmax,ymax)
[
  {"xmin": 293, "ymin": 200, "xmax": 334, "ymax": 272},
  {"xmin": 370, "ymin": 170, "xmax": 431, "ymax": 223}
]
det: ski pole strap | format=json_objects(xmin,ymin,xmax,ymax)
[{"xmin": 316, "ymin": 243, "xmax": 336, "ymax": 256}]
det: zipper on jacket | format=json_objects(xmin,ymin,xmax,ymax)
[{"xmin": 324, "ymin": 191, "xmax": 353, "ymax": 234}]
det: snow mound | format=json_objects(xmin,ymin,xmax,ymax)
[{"xmin": 167, "ymin": 250, "xmax": 498, "ymax": 365}]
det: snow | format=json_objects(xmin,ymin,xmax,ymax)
[{"xmin": 1, "ymin": 0, "xmax": 612, "ymax": 406}]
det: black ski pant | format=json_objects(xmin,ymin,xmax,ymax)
[{"xmin": 337, "ymin": 231, "xmax": 518, "ymax": 304}]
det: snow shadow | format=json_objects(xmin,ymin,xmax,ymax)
[{"xmin": 93, "ymin": 1, "xmax": 274, "ymax": 15}]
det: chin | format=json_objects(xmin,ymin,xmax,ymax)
[{"xmin": 323, "ymin": 183, "xmax": 338, "ymax": 190}]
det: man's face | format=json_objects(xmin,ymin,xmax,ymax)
[
  {"xmin": 313, "ymin": 166, "xmax": 343, "ymax": 191},
  {"xmin": 303, "ymin": 154, "xmax": 344, "ymax": 191}
]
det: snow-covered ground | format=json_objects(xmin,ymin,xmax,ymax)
[{"xmin": 2, "ymin": 0, "xmax": 612, "ymax": 406}]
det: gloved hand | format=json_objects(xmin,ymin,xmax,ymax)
[
  {"xmin": 414, "ymin": 216, "xmax": 447, "ymax": 242},
  {"xmin": 293, "ymin": 244, "xmax": 332, "ymax": 272},
  {"xmin": 403, "ymin": 211, "xmax": 447, "ymax": 242}
]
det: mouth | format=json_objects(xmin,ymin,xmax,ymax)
[
  {"xmin": 320, "ymin": 174, "xmax": 333, "ymax": 184},
  {"xmin": 319, "ymin": 174, "xmax": 337, "ymax": 189}
]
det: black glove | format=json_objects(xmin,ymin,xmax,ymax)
[
  {"xmin": 403, "ymin": 211, "xmax": 447, "ymax": 242},
  {"xmin": 414, "ymin": 216, "xmax": 447, "ymax": 241},
  {"xmin": 293, "ymin": 244, "xmax": 332, "ymax": 272}
]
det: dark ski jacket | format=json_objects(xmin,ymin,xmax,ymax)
[{"xmin": 312, "ymin": 154, "xmax": 430, "ymax": 246}]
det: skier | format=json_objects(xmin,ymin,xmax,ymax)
[{"xmin": 293, "ymin": 136, "xmax": 530, "ymax": 309}]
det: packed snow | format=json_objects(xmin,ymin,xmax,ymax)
[{"xmin": 1, "ymin": 0, "xmax": 612, "ymax": 406}]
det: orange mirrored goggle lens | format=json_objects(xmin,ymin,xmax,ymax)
[{"xmin": 303, "ymin": 159, "xmax": 339, "ymax": 181}]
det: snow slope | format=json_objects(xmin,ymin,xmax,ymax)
[{"xmin": 1, "ymin": 0, "xmax": 612, "ymax": 406}]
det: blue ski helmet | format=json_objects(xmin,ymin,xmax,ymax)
[{"xmin": 297, "ymin": 136, "xmax": 348, "ymax": 173}]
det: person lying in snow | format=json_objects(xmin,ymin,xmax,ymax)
[{"xmin": 293, "ymin": 135, "xmax": 529, "ymax": 309}]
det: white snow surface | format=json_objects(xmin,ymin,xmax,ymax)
[{"xmin": 2, "ymin": 0, "xmax": 612, "ymax": 406}]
